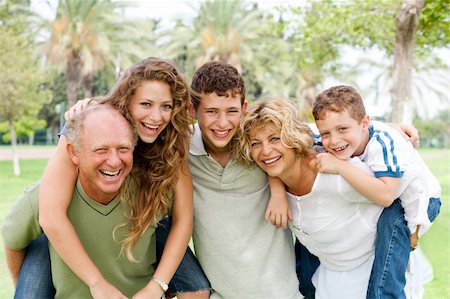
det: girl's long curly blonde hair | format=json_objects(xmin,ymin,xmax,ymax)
[{"xmin": 98, "ymin": 57, "xmax": 192, "ymax": 261}]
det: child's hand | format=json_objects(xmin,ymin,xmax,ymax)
[
  {"xmin": 315, "ymin": 152, "xmax": 343, "ymax": 174},
  {"xmin": 64, "ymin": 98, "xmax": 98, "ymax": 121},
  {"xmin": 410, "ymin": 225, "xmax": 420, "ymax": 250},
  {"xmin": 265, "ymin": 194, "xmax": 292, "ymax": 229}
]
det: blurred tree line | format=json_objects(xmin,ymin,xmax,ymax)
[{"xmin": 0, "ymin": 0, "xmax": 449, "ymax": 165}]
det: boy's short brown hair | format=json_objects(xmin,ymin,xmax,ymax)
[
  {"xmin": 312, "ymin": 85, "xmax": 366, "ymax": 122},
  {"xmin": 191, "ymin": 61, "xmax": 245, "ymax": 109}
]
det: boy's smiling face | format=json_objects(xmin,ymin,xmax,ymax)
[
  {"xmin": 316, "ymin": 110, "xmax": 369, "ymax": 159},
  {"xmin": 193, "ymin": 91, "xmax": 247, "ymax": 157}
]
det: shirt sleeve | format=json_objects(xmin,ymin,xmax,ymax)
[
  {"xmin": 1, "ymin": 181, "xmax": 43, "ymax": 250},
  {"xmin": 59, "ymin": 125, "xmax": 68, "ymax": 137},
  {"xmin": 365, "ymin": 128, "xmax": 406, "ymax": 178}
]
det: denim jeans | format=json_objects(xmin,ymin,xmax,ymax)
[
  {"xmin": 156, "ymin": 216, "xmax": 210, "ymax": 294},
  {"xmin": 15, "ymin": 218, "xmax": 210, "ymax": 297},
  {"xmin": 367, "ymin": 197, "xmax": 441, "ymax": 299},
  {"xmin": 295, "ymin": 238, "xmax": 320, "ymax": 299},
  {"xmin": 14, "ymin": 235, "xmax": 55, "ymax": 299}
]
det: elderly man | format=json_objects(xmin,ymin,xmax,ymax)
[{"xmin": 1, "ymin": 104, "xmax": 160, "ymax": 298}]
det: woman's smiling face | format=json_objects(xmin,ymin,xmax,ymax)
[{"xmin": 129, "ymin": 80, "xmax": 173, "ymax": 143}]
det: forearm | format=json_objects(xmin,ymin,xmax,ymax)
[
  {"xmin": 266, "ymin": 176, "xmax": 291, "ymax": 228},
  {"xmin": 5, "ymin": 246, "xmax": 26, "ymax": 287},
  {"xmin": 337, "ymin": 163, "xmax": 398, "ymax": 207},
  {"xmin": 154, "ymin": 214, "xmax": 192, "ymax": 283},
  {"xmin": 268, "ymin": 176, "xmax": 286, "ymax": 198},
  {"xmin": 38, "ymin": 137, "xmax": 104, "ymax": 287},
  {"xmin": 153, "ymin": 165, "xmax": 193, "ymax": 284}
]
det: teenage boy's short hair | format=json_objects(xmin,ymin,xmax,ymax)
[
  {"xmin": 191, "ymin": 61, "xmax": 245, "ymax": 109},
  {"xmin": 313, "ymin": 85, "xmax": 366, "ymax": 122}
]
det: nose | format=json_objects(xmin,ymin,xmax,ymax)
[
  {"xmin": 329, "ymin": 132, "xmax": 340, "ymax": 145},
  {"xmin": 106, "ymin": 150, "xmax": 122, "ymax": 168},
  {"xmin": 261, "ymin": 142, "xmax": 272, "ymax": 156},
  {"xmin": 216, "ymin": 112, "xmax": 228, "ymax": 128},
  {"xmin": 148, "ymin": 106, "xmax": 163, "ymax": 122}
]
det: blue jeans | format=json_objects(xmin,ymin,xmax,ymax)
[
  {"xmin": 295, "ymin": 197, "xmax": 441, "ymax": 299},
  {"xmin": 295, "ymin": 239, "xmax": 320, "ymax": 299},
  {"xmin": 14, "ymin": 235, "xmax": 55, "ymax": 299},
  {"xmin": 367, "ymin": 197, "xmax": 441, "ymax": 299},
  {"xmin": 156, "ymin": 216, "xmax": 210, "ymax": 295},
  {"xmin": 15, "ymin": 218, "xmax": 209, "ymax": 297}
]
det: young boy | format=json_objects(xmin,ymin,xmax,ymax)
[
  {"xmin": 188, "ymin": 61, "xmax": 303, "ymax": 298},
  {"xmin": 312, "ymin": 85, "xmax": 441, "ymax": 298}
]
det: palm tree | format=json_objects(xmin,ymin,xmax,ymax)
[
  {"xmin": 43, "ymin": 0, "xmax": 155, "ymax": 108},
  {"xmin": 163, "ymin": 0, "xmax": 291, "ymax": 100}
]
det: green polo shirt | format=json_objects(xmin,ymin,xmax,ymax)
[{"xmin": 2, "ymin": 180, "xmax": 157, "ymax": 298}]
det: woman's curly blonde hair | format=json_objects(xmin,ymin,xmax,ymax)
[{"xmin": 97, "ymin": 57, "xmax": 192, "ymax": 261}]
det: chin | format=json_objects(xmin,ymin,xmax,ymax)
[{"xmin": 140, "ymin": 135, "xmax": 158, "ymax": 144}]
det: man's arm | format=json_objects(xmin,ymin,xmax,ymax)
[{"xmin": 5, "ymin": 246, "xmax": 26, "ymax": 287}]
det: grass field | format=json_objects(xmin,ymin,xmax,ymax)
[{"xmin": 0, "ymin": 149, "xmax": 448, "ymax": 298}]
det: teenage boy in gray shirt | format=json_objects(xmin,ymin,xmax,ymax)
[{"xmin": 188, "ymin": 61, "xmax": 303, "ymax": 299}]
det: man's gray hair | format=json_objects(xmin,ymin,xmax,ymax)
[{"xmin": 65, "ymin": 104, "xmax": 137, "ymax": 151}]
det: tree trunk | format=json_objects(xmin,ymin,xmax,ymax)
[
  {"xmin": 390, "ymin": 0, "xmax": 424, "ymax": 124},
  {"xmin": 66, "ymin": 55, "xmax": 83, "ymax": 109},
  {"xmin": 83, "ymin": 72, "xmax": 94, "ymax": 99},
  {"xmin": 9, "ymin": 118, "xmax": 20, "ymax": 176}
]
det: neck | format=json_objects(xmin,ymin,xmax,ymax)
[
  {"xmin": 79, "ymin": 180, "xmax": 117, "ymax": 205},
  {"xmin": 284, "ymin": 155, "xmax": 317, "ymax": 196},
  {"xmin": 209, "ymin": 150, "xmax": 231, "ymax": 168},
  {"xmin": 204, "ymin": 143, "xmax": 232, "ymax": 168},
  {"xmin": 354, "ymin": 128, "xmax": 370, "ymax": 156}
]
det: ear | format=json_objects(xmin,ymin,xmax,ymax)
[
  {"xmin": 361, "ymin": 114, "xmax": 370, "ymax": 130},
  {"xmin": 188, "ymin": 104, "xmax": 197, "ymax": 120},
  {"xmin": 67, "ymin": 143, "xmax": 79, "ymax": 166},
  {"xmin": 241, "ymin": 101, "xmax": 248, "ymax": 113}
]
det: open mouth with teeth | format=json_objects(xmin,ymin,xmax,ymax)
[
  {"xmin": 141, "ymin": 122, "xmax": 160, "ymax": 134},
  {"xmin": 99, "ymin": 169, "xmax": 122, "ymax": 178},
  {"xmin": 263, "ymin": 156, "xmax": 281, "ymax": 165},
  {"xmin": 332, "ymin": 145, "xmax": 348, "ymax": 153},
  {"xmin": 212, "ymin": 129, "xmax": 231, "ymax": 138}
]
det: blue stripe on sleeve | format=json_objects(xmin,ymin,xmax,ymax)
[
  {"xmin": 374, "ymin": 134, "xmax": 392, "ymax": 173},
  {"xmin": 374, "ymin": 130, "xmax": 402, "ymax": 175},
  {"xmin": 383, "ymin": 131, "xmax": 400, "ymax": 173}
]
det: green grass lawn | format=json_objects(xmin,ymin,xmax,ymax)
[{"xmin": 0, "ymin": 149, "xmax": 448, "ymax": 298}]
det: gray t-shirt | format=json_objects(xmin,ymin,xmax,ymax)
[{"xmin": 189, "ymin": 124, "xmax": 302, "ymax": 299}]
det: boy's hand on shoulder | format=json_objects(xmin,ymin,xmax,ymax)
[
  {"xmin": 265, "ymin": 194, "xmax": 292, "ymax": 229},
  {"xmin": 315, "ymin": 152, "xmax": 343, "ymax": 174}
]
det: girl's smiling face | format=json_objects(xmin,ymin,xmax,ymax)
[{"xmin": 129, "ymin": 80, "xmax": 173, "ymax": 143}]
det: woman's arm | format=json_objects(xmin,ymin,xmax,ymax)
[
  {"xmin": 133, "ymin": 163, "xmax": 194, "ymax": 299},
  {"xmin": 266, "ymin": 176, "xmax": 292, "ymax": 229},
  {"xmin": 38, "ymin": 136, "xmax": 125, "ymax": 298}
]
